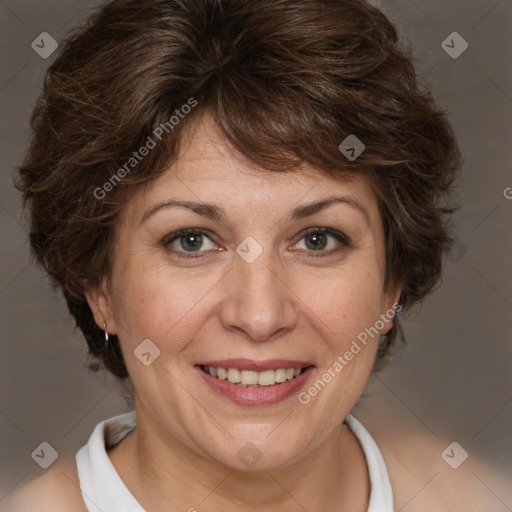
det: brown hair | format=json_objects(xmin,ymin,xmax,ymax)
[{"xmin": 17, "ymin": 0, "xmax": 463, "ymax": 379}]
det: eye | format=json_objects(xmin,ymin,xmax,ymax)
[
  {"xmin": 163, "ymin": 228, "xmax": 218, "ymax": 258},
  {"xmin": 162, "ymin": 226, "xmax": 350, "ymax": 260},
  {"xmin": 292, "ymin": 227, "xmax": 350, "ymax": 256}
]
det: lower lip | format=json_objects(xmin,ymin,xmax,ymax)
[{"xmin": 196, "ymin": 366, "xmax": 315, "ymax": 407}]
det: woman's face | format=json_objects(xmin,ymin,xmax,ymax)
[{"xmin": 89, "ymin": 113, "xmax": 401, "ymax": 470}]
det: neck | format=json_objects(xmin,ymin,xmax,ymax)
[{"xmin": 108, "ymin": 404, "xmax": 370, "ymax": 512}]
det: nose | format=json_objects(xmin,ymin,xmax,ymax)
[{"xmin": 219, "ymin": 250, "xmax": 299, "ymax": 342}]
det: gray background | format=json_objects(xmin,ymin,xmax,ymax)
[{"xmin": 1, "ymin": 0, "xmax": 511, "ymax": 509}]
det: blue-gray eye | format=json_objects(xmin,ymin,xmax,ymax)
[{"xmin": 164, "ymin": 229, "xmax": 215, "ymax": 253}]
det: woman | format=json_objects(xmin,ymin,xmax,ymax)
[{"xmin": 6, "ymin": 0, "xmax": 476, "ymax": 510}]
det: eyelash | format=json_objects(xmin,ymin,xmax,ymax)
[{"xmin": 162, "ymin": 227, "xmax": 351, "ymax": 259}]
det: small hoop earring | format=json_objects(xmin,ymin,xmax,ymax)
[{"xmin": 103, "ymin": 321, "xmax": 109, "ymax": 350}]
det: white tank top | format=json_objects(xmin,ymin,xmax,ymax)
[{"xmin": 76, "ymin": 411, "xmax": 393, "ymax": 512}]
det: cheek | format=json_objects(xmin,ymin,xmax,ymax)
[
  {"xmin": 112, "ymin": 253, "xmax": 229, "ymax": 364},
  {"xmin": 296, "ymin": 261, "xmax": 384, "ymax": 347},
  {"xmin": 292, "ymin": 268, "xmax": 383, "ymax": 431},
  {"xmin": 110, "ymin": 258, "xmax": 219, "ymax": 350}
]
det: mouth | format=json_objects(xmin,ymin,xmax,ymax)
[
  {"xmin": 198, "ymin": 365, "xmax": 309, "ymax": 387},
  {"xmin": 194, "ymin": 359, "xmax": 315, "ymax": 406}
]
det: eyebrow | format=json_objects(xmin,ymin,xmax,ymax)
[{"xmin": 141, "ymin": 195, "xmax": 370, "ymax": 226}]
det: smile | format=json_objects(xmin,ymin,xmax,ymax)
[
  {"xmin": 195, "ymin": 359, "xmax": 315, "ymax": 406},
  {"xmin": 200, "ymin": 365, "xmax": 307, "ymax": 387}
]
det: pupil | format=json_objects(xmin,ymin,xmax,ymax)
[
  {"xmin": 306, "ymin": 233, "xmax": 327, "ymax": 250},
  {"xmin": 182, "ymin": 234, "xmax": 202, "ymax": 251}
]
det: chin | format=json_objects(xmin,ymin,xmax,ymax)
[{"xmin": 199, "ymin": 426, "xmax": 315, "ymax": 473}]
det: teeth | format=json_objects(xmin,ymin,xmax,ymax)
[
  {"xmin": 203, "ymin": 366, "xmax": 306, "ymax": 386},
  {"xmin": 240, "ymin": 370, "xmax": 258, "ymax": 385},
  {"xmin": 274, "ymin": 369, "xmax": 287, "ymax": 383},
  {"xmin": 227, "ymin": 368, "xmax": 241, "ymax": 383},
  {"xmin": 258, "ymin": 370, "xmax": 275, "ymax": 386}
]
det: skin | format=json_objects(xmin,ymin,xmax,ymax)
[
  {"xmin": 5, "ymin": 114, "xmax": 505, "ymax": 512},
  {"xmin": 82, "ymin": 112, "xmax": 402, "ymax": 511}
]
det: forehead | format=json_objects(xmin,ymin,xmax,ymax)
[{"xmin": 123, "ymin": 113, "xmax": 380, "ymax": 226}]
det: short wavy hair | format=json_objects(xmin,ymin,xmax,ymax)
[{"xmin": 17, "ymin": 0, "xmax": 463, "ymax": 380}]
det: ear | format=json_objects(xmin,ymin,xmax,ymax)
[
  {"xmin": 379, "ymin": 281, "xmax": 403, "ymax": 336},
  {"xmin": 84, "ymin": 277, "xmax": 118, "ymax": 336}
]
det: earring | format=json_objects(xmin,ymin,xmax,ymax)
[{"xmin": 103, "ymin": 321, "xmax": 109, "ymax": 351}]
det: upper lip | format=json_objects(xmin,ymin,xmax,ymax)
[{"xmin": 195, "ymin": 359, "xmax": 315, "ymax": 371}]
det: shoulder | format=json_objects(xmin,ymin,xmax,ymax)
[
  {"xmin": 355, "ymin": 411, "xmax": 504, "ymax": 512},
  {"xmin": 2, "ymin": 458, "xmax": 87, "ymax": 512}
]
